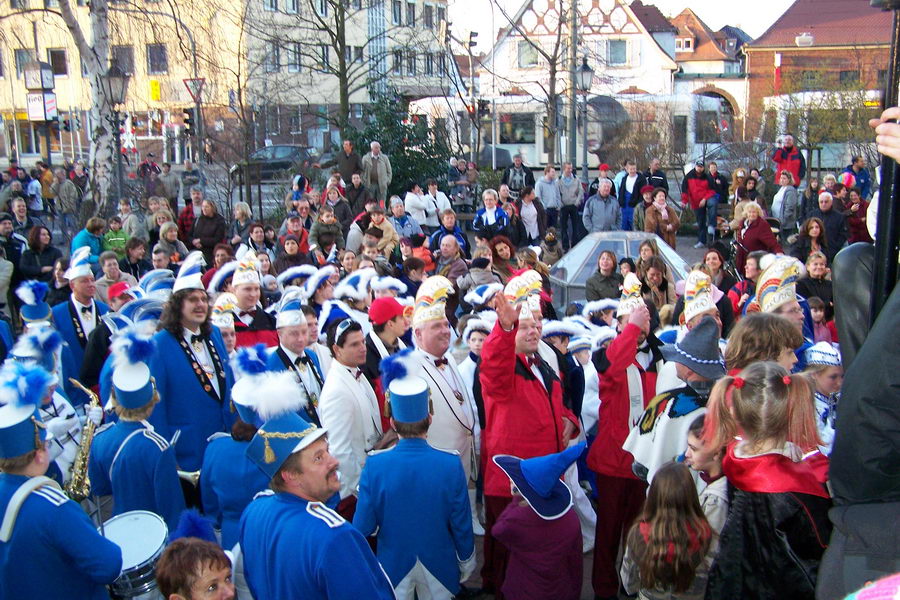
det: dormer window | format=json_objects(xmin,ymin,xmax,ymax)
[{"xmin": 675, "ymin": 37, "xmax": 694, "ymax": 52}]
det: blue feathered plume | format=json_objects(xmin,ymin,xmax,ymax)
[
  {"xmin": 169, "ymin": 509, "xmax": 217, "ymax": 543},
  {"xmin": 232, "ymin": 343, "xmax": 268, "ymax": 377},
  {"xmin": 0, "ymin": 362, "xmax": 53, "ymax": 409},
  {"xmin": 15, "ymin": 280, "xmax": 48, "ymax": 306},
  {"xmin": 380, "ymin": 348, "xmax": 420, "ymax": 391},
  {"xmin": 111, "ymin": 328, "xmax": 156, "ymax": 368},
  {"xmin": 12, "ymin": 327, "xmax": 63, "ymax": 358}
]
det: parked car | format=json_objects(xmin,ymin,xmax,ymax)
[
  {"xmin": 230, "ymin": 145, "xmax": 316, "ymax": 183},
  {"xmin": 682, "ymin": 142, "xmax": 770, "ymax": 178},
  {"xmin": 549, "ymin": 231, "xmax": 690, "ymax": 311}
]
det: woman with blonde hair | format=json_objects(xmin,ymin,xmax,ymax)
[
  {"xmin": 229, "ymin": 201, "xmax": 253, "ymax": 246},
  {"xmin": 148, "ymin": 209, "xmax": 175, "ymax": 248},
  {"xmin": 734, "ymin": 201, "xmax": 781, "ymax": 272},
  {"xmin": 729, "ymin": 168, "xmax": 748, "ymax": 200}
]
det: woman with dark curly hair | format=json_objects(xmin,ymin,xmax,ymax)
[
  {"xmin": 790, "ymin": 217, "xmax": 829, "ymax": 264},
  {"xmin": 489, "ymin": 235, "xmax": 516, "ymax": 284}
]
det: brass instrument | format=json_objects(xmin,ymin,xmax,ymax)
[
  {"xmin": 177, "ymin": 470, "xmax": 201, "ymax": 487},
  {"xmin": 65, "ymin": 378, "xmax": 100, "ymax": 502}
]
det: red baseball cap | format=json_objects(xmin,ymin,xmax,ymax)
[
  {"xmin": 108, "ymin": 281, "xmax": 134, "ymax": 302},
  {"xmin": 599, "ymin": 163, "xmax": 610, "ymax": 171},
  {"xmin": 369, "ymin": 297, "xmax": 408, "ymax": 326}
]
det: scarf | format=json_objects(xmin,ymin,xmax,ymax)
[{"xmin": 653, "ymin": 198, "xmax": 668, "ymax": 220}]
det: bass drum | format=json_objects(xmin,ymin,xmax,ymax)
[{"xmin": 100, "ymin": 510, "xmax": 168, "ymax": 599}]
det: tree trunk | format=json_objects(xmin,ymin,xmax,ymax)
[
  {"xmin": 546, "ymin": 69, "xmax": 558, "ymax": 166},
  {"xmin": 336, "ymin": 4, "xmax": 350, "ymax": 128}
]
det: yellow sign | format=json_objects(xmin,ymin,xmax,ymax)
[
  {"xmin": 864, "ymin": 99, "xmax": 881, "ymax": 108},
  {"xmin": 149, "ymin": 80, "xmax": 161, "ymax": 101}
]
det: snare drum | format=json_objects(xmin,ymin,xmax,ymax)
[{"xmin": 100, "ymin": 510, "xmax": 168, "ymax": 599}]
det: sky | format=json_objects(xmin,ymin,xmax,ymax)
[{"xmin": 447, "ymin": 0, "xmax": 791, "ymax": 53}]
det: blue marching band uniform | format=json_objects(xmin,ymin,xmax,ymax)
[{"xmin": 0, "ymin": 253, "xmax": 488, "ymax": 599}]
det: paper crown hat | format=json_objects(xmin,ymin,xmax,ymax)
[
  {"xmin": 334, "ymin": 267, "xmax": 377, "ymax": 301},
  {"xmin": 173, "ymin": 251, "xmax": 207, "ymax": 293},
  {"xmin": 9, "ymin": 326, "xmax": 63, "ymax": 378},
  {"xmin": 211, "ymin": 292, "xmax": 238, "ymax": 331},
  {"xmin": 301, "ymin": 265, "xmax": 337, "ymax": 300},
  {"xmin": 616, "ymin": 272, "xmax": 644, "ymax": 318},
  {"xmin": 232, "ymin": 256, "xmax": 261, "ymax": 288},
  {"xmin": 464, "ymin": 283, "xmax": 504, "ymax": 308},
  {"xmin": 682, "ymin": 270, "xmax": 717, "ymax": 324},
  {"xmin": 276, "ymin": 289, "xmax": 307, "ymax": 329},
  {"xmin": 755, "ymin": 255, "xmax": 805, "ymax": 314},
  {"xmin": 504, "ymin": 270, "xmax": 543, "ymax": 320},
  {"xmin": 370, "ymin": 276, "xmax": 408, "ymax": 295},
  {"xmin": 64, "ymin": 246, "xmax": 93, "ymax": 281},
  {"xmin": 243, "ymin": 367, "xmax": 326, "ymax": 479},
  {"xmin": 276, "ymin": 265, "xmax": 318, "ymax": 288},
  {"xmin": 804, "ymin": 341, "xmax": 841, "ymax": 367},
  {"xmin": 380, "ymin": 349, "xmax": 430, "ymax": 423},
  {"xmin": 493, "ymin": 442, "xmax": 586, "ymax": 520},
  {"xmin": 0, "ymin": 361, "xmax": 55, "ymax": 459},
  {"xmin": 660, "ymin": 315, "xmax": 726, "ymax": 380},
  {"xmin": 207, "ymin": 261, "xmax": 238, "ymax": 294},
  {"xmin": 16, "ymin": 281, "xmax": 51, "ymax": 324},
  {"xmin": 413, "ymin": 275, "xmax": 454, "ymax": 326},
  {"xmin": 110, "ymin": 329, "xmax": 156, "ymax": 410}
]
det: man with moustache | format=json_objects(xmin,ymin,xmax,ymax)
[{"xmin": 238, "ymin": 372, "xmax": 394, "ymax": 600}]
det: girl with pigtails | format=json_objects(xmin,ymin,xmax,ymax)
[{"xmin": 703, "ymin": 361, "xmax": 832, "ymax": 600}]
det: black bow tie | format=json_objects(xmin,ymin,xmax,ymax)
[
  {"xmin": 240, "ymin": 310, "xmax": 256, "ymax": 318},
  {"xmin": 527, "ymin": 356, "xmax": 541, "ymax": 368},
  {"xmin": 80, "ymin": 305, "xmax": 92, "ymax": 315},
  {"xmin": 191, "ymin": 334, "xmax": 204, "ymax": 344},
  {"xmin": 433, "ymin": 357, "xmax": 449, "ymax": 368},
  {"xmin": 353, "ymin": 369, "xmax": 363, "ymax": 380}
]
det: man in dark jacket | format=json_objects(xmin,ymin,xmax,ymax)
[
  {"xmin": 616, "ymin": 161, "xmax": 647, "ymax": 231},
  {"xmin": 841, "ymin": 156, "xmax": 871, "ymax": 199},
  {"xmin": 316, "ymin": 140, "xmax": 364, "ymax": 185},
  {"xmin": 680, "ymin": 162, "xmax": 718, "ymax": 248},
  {"xmin": 810, "ymin": 192, "xmax": 848, "ymax": 264},
  {"xmin": 771, "ymin": 134, "xmax": 806, "ymax": 186},
  {"xmin": 345, "ymin": 173, "xmax": 372, "ymax": 216},
  {"xmin": 643, "ymin": 158, "xmax": 668, "ymax": 192},
  {"xmin": 500, "ymin": 155, "xmax": 535, "ymax": 198},
  {"xmin": 708, "ymin": 162, "xmax": 729, "ymax": 202}
]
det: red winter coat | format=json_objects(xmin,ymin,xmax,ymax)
[
  {"xmin": 480, "ymin": 320, "xmax": 579, "ymax": 498},
  {"xmin": 680, "ymin": 170, "xmax": 717, "ymax": 210},
  {"xmin": 586, "ymin": 323, "xmax": 657, "ymax": 480},
  {"xmin": 735, "ymin": 217, "xmax": 782, "ymax": 272},
  {"xmin": 846, "ymin": 200, "xmax": 873, "ymax": 244}
]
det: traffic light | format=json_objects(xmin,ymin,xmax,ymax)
[
  {"xmin": 183, "ymin": 107, "xmax": 195, "ymax": 136},
  {"xmin": 477, "ymin": 99, "xmax": 490, "ymax": 118},
  {"xmin": 466, "ymin": 103, "xmax": 476, "ymax": 120},
  {"xmin": 62, "ymin": 119, "xmax": 71, "ymax": 132}
]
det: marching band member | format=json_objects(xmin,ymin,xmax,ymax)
[
  {"xmin": 238, "ymin": 373, "xmax": 395, "ymax": 599},
  {"xmin": 231, "ymin": 256, "xmax": 278, "ymax": 348},
  {"xmin": 266, "ymin": 290, "xmax": 324, "ymax": 425},
  {"xmin": 78, "ymin": 281, "xmax": 137, "ymax": 388},
  {"xmin": 200, "ymin": 345, "xmax": 272, "ymax": 550},
  {"xmin": 354, "ymin": 350, "xmax": 476, "ymax": 599},
  {"xmin": 409, "ymin": 275, "xmax": 477, "ymax": 481},
  {"xmin": 89, "ymin": 329, "xmax": 185, "ymax": 529},
  {"xmin": 318, "ymin": 318, "xmax": 387, "ymax": 518},
  {"xmin": 149, "ymin": 251, "xmax": 235, "ymax": 474},
  {"xmin": 362, "ymin": 296, "xmax": 410, "ymax": 432},
  {"xmin": 0, "ymin": 361, "xmax": 122, "ymax": 598}
]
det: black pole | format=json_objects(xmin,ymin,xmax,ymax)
[
  {"xmin": 113, "ymin": 109, "xmax": 124, "ymax": 202},
  {"xmin": 872, "ymin": 6, "xmax": 900, "ymax": 322},
  {"xmin": 44, "ymin": 122, "xmax": 52, "ymax": 167}
]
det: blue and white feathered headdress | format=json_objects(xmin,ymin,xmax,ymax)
[
  {"xmin": 110, "ymin": 328, "xmax": 156, "ymax": 410},
  {"xmin": 173, "ymin": 251, "xmax": 207, "ymax": 293},
  {"xmin": 16, "ymin": 280, "xmax": 51, "ymax": 324}
]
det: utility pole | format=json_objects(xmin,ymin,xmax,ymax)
[{"xmin": 567, "ymin": 1, "xmax": 577, "ymax": 169}]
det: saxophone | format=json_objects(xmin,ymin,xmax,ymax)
[{"xmin": 65, "ymin": 378, "xmax": 100, "ymax": 502}]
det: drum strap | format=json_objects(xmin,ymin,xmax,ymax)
[
  {"xmin": 0, "ymin": 476, "xmax": 61, "ymax": 542},
  {"xmin": 109, "ymin": 428, "xmax": 145, "ymax": 481}
]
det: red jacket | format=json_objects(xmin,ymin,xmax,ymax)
[
  {"xmin": 772, "ymin": 146, "xmax": 806, "ymax": 185},
  {"xmin": 680, "ymin": 170, "xmax": 716, "ymax": 209},
  {"xmin": 234, "ymin": 310, "xmax": 279, "ymax": 348},
  {"xmin": 480, "ymin": 320, "xmax": 579, "ymax": 498},
  {"xmin": 735, "ymin": 217, "xmax": 782, "ymax": 272},
  {"xmin": 586, "ymin": 323, "xmax": 657, "ymax": 479},
  {"xmin": 846, "ymin": 200, "xmax": 873, "ymax": 244}
]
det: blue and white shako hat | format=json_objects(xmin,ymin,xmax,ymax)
[
  {"xmin": 805, "ymin": 341, "xmax": 841, "ymax": 367},
  {"xmin": 566, "ymin": 336, "xmax": 592, "ymax": 354},
  {"xmin": 301, "ymin": 265, "xmax": 337, "ymax": 300},
  {"xmin": 542, "ymin": 319, "xmax": 581, "ymax": 341},
  {"xmin": 276, "ymin": 265, "xmax": 318, "ymax": 289},
  {"xmin": 110, "ymin": 328, "xmax": 156, "ymax": 409},
  {"xmin": 334, "ymin": 267, "xmax": 377, "ymax": 301},
  {"xmin": 276, "ymin": 289, "xmax": 307, "ymax": 329},
  {"xmin": 120, "ymin": 297, "xmax": 165, "ymax": 326},
  {"xmin": 139, "ymin": 268, "xmax": 176, "ymax": 299},
  {"xmin": 64, "ymin": 246, "xmax": 93, "ymax": 281},
  {"xmin": 16, "ymin": 281, "xmax": 52, "ymax": 325},
  {"xmin": 245, "ymin": 367, "xmax": 326, "ymax": 479},
  {"xmin": 0, "ymin": 361, "xmax": 55, "ymax": 459},
  {"xmin": 464, "ymin": 283, "xmax": 504, "ymax": 308},
  {"xmin": 380, "ymin": 348, "xmax": 431, "ymax": 423},
  {"xmin": 582, "ymin": 298, "xmax": 619, "ymax": 318},
  {"xmin": 9, "ymin": 326, "xmax": 63, "ymax": 380},
  {"xmin": 493, "ymin": 442, "xmax": 587, "ymax": 520},
  {"xmin": 207, "ymin": 260, "xmax": 238, "ymax": 295},
  {"xmin": 463, "ymin": 312, "xmax": 495, "ymax": 342},
  {"xmin": 230, "ymin": 343, "xmax": 272, "ymax": 426},
  {"xmin": 592, "ymin": 325, "xmax": 618, "ymax": 350},
  {"xmin": 371, "ymin": 276, "xmax": 408, "ymax": 296},
  {"xmin": 173, "ymin": 251, "xmax": 207, "ymax": 293}
]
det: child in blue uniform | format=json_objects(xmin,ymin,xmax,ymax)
[
  {"xmin": 89, "ymin": 328, "xmax": 185, "ymax": 529},
  {"xmin": 354, "ymin": 349, "xmax": 476, "ymax": 598},
  {"xmin": 0, "ymin": 361, "xmax": 122, "ymax": 599}
]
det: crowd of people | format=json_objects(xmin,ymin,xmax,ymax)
[{"xmin": 0, "ymin": 127, "xmax": 883, "ymax": 600}]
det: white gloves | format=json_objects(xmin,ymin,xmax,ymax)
[
  {"xmin": 44, "ymin": 415, "xmax": 77, "ymax": 441},
  {"xmin": 458, "ymin": 552, "xmax": 476, "ymax": 583},
  {"xmin": 85, "ymin": 405, "xmax": 103, "ymax": 427}
]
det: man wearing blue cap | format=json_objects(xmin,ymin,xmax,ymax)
[
  {"xmin": 0, "ymin": 361, "xmax": 122, "ymax": 598},
  {"xmin": 89, "ymin": 329, "xmax": 185, "ymax": 530},
  {"xmin": 238, "ymin": 371, "xmax": 395, "ymax": 600},
  {"xmin": 354, "ymin": 349, "xmax": 476, "ymax": 599},
  {"xmin": 149, "ymin": 252, "xmax": 235, "ymax": 477}
]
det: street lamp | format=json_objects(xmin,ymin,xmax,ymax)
[
  {"xmin": 100, "ymin": 64, "xmax": 131, "ymax": 202},
  {"xmin": 576, "ymin": 57, "xmax": 594, "ymax": 185}
]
